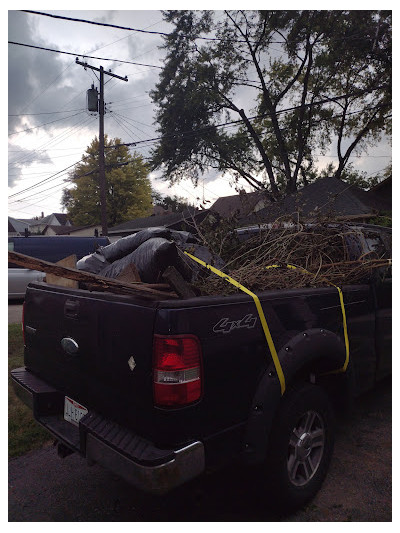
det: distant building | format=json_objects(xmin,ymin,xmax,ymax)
[
  {"xmin": 239, "ymin": 177, "xmax": 392, "ymax": 227},
  {"xmin": 8, "ymin": 212, "xmax": 72, "ymax": 236},
  {"xmin": 8, "ymin": 216, "xmax": 30, "ymax": 236},
  {"xmin": 368, "ymin": 176, "xmax": 392, "ymax": 209},
  {"xmin": 28, "ymin": 213, "xmax": 71, "ymax": 234},
  {"xmin": 108, "ymin": 208, "xmax": 210, "ymax": 238}
]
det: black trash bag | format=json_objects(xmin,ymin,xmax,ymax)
[
  {"xmin": 100, "ymin": 227, "xmax": 173, "ymax": 263},
  {"xmin": 169, "ymin": 230, "xmax": 198, "ymax": 245},
  {"xmin": 76, "ymin": 252, "xmax": 110, "ymax": 274},
  {"xmin": 100, "ymin": 237, "xmax": 179, "ymax": 283}
]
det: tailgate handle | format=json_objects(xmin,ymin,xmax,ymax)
[{"xmin": 64, "ymin": 299, "xmax": 79, "ymax": 319}]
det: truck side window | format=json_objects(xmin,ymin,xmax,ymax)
[
  {"xmin": 364, "ymin": 234, "xmax": 387, "ymax": 259},
  {"xmin": 365, "ymin": 231, "xmax": 391, "ymax": 281}
]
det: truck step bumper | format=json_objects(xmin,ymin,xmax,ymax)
[{"xmin": 10, "ymin": 367, "xmax": 205, "ymax": 494}]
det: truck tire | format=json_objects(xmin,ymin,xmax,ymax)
[{"xmin": 263, "ymin": 382, "xmax": 335, "ymax": 513}]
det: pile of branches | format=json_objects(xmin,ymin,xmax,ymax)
[{"xmin": 195, "ymin": 224, "xmax": 390, "ymax": 295}]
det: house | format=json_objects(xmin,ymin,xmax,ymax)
[
  {"xmin": 8, "ymin": 212, "xmax": 72, "ymax": 236},
  {"xmin": 238, "ymin": 177, "xmax": 392, "ymax": 227},
  {"xmin": 42, "ymin": 224, "xmax": 104, "ymax": 237},
  {"xmin": 108, "ymin": 208, "xmax": 210, "ymax": 238},
  {"xmin": 209, "ymin": 190, "xmax": 271, "ymax": 219},
  {"xmin": 368, "ymin": 176, "xmax": 392, "ymax": 210},
  {"xmin": 28, "ymin": 213, "xmax": 71, "ymax": 234},
  {"xmin": 8, "ymin": 216, "xmax": 30, "ymax": 236}
]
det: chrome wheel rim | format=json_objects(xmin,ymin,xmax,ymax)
[{"xmin": 287, "ymin": 410, "xmax": 325, "ymax": 487}]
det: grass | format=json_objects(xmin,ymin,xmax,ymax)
[{"xmin": 8, "ymin": 323, "xmax": 51, "ymax": 458}]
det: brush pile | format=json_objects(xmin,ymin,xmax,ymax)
[{"xmin": 193, "ymin": 224, "xmax": 391, "ymax": 295}]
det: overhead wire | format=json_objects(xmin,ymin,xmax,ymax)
[
  {"xmin": 111, "ymin": 111, "xmax": 155, "ymax": 138},
  {"xmin": 9, "ymin": 108, "xmax": 86, "ymax": 117},
  {"xmin": 9, "ymin": 179, "xmax": 71, "ymax": 205},
  {"xmin": 110, "ymin": 113, "xmax": 144, "ymax": 144},
  {"xmin": 105, "ymin": 97, "xmax": 391, "ymax": 152},
  {"xmin": 8, "ymin": 160, "xmax": 81, "ymax": 199},
  {"xmin": 8, "ymin": 41, "xmax": 163, "ymax": 70},
  {"xmin": 20, "ymin": 10, "xmax": 253, "ymax": 44},
  {"xmin": 8, "ymin": 111, "xmax": 84, "ymax": 136},
  {"xmin": 8, "ymin": 114, "xmax": 96, "ymax": 169},
  {"xmin": 21, "ymin": 10, "xmax": 382, "ymax": 47},
  {"xmin": 8, "ymin": 114, "xmax": 94, "ymax": 164}
]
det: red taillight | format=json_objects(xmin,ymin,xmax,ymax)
[
  {"xmin": 22, "ymin": 302, "xmax": 26, "ymax": 346},
  {"xmin": 153, "ymin": 335, "xmax": 203, "ymax": 407}
]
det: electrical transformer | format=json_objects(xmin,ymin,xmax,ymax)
[{"xmin": 87, "ymin": 84, "xmax": 98, "ymax": 112}]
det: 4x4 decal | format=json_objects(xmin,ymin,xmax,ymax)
[{"xmin": 213, "ymin": 313, "xmax": 257, "ymax": 335}]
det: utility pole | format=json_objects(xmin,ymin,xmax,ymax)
[{"xmin": 76, "ymin": 58, "xmax": 128, "ymax": 236}]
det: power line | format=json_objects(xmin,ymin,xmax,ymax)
[
  {"xmin": 110, "ymin": 113, "xmax": 143, "ymax": 144},
  {"xmin": 22, "ymin": 10, "xmax": 172, "ymax": 36},
  {"xmin": 8, "ymin": 179, "xmax": 70, "ymax": 205},
  {"xmin": 8, "ymin": 160, "xmax": 81, "ymax": 199},
  {"xmin": 8, "ymin": 111, "xmax": 84, "ymax": 136},
  {"xmin": 21, "ymin": 10, "xmax": 384, "ymax": 48},
  {"xmin": 9, "ymin": 108, "xmax": 85, "ymax": 117},
  {"xmin": 9, "ymin": 147, "xmax": 89, "ymax": 152},
  {"xmin": 8, "ymin": 115, "xmax": 96, "ymax": 168},
  {"xmin": 111, "ymin": 111, "xmax": 155, "ymax": 138},
  {"xmin": 21, "ymin": 10, "xmax": 252, "ymax": 44},
  {"xmin": 107, "ymin": 94, "xmax": 390, "ymax": 151},
  {"xmin": 8, "ymin": 41, "xmax": 163, "ymax": 69}
]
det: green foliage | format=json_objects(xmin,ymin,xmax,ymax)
[
  {"xmin": 155, "ymin": 194, "xmax": 194, "ymax": 213},
  {"xmin": 62, "ymin": 137, "xmax": 153, "ymax": 226},
  {"xmin": 151, "ymin": 10, "xmax": 391, "ymax": 195},
  {"xmin": 369, "ymin": 211, "xmax": 392, "ymax": 227}
]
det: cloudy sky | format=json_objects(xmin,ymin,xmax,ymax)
[
  {"xmin": 8, "ymin": 8, "xmax": 235, "ymax": 220},
  {"xmin": 8, "ymin": 8, "xmax": 392, "ymax": 221}
]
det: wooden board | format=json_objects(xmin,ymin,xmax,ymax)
[
  {"xmin": 46, "ymin": 255, "xmax": 79, "ymax": 288},
  {"xmin": 162, "ymin": 266, "xmax": 196, "ymax": 299},
  {"xmin": 8, "ymin": 250, "xmax": 177, "ymax": 300}
]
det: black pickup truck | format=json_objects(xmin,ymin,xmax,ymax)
[{"xmin": 11, "ymin": 224, "xmax": 391, "ymax": 512}]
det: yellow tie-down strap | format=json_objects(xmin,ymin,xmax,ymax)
[
  {"xmin": 184, "ymin": 252, "xmax": 286, "ymax": 395},
  {"xmin": 265, "ymin": 263, "xmax": 349, "ymax": 373}
]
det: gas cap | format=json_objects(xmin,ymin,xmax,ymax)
[{"xmin": 61, "ymin": 337, "xmax": 79, "ymax": 356}]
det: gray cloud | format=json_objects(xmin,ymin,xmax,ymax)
[{"xmin": 8, "ymin": 145, "xmax": 53, "ymax": 187}]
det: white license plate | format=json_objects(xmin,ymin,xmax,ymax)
[{"xmin": 64, "ymin": 396, "xmax": 88, "ymax": 426}]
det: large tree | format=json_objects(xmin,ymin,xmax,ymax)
[
  {"xmin": 150, "ymin": 10, "xmax": 391, "ymax": 197},
  {"xmin": 62, "ymin": 137, "xmax": 153, "ymax": 226}
]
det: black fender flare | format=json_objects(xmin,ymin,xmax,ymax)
[{"xmin": 242, "ymin": 327, "xmax": 352, "ymax": 466}]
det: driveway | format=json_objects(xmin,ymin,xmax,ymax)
[{"xmin": 8, "ymin": 377, "xmax": 391, "ymax": 521}]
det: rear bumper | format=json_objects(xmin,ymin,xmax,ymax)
[{"xmin": 10, "ymin": 367, "xmax": 205, "ymax": 494}]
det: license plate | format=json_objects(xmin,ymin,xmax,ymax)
[{"xmin": 64, "ymin": 396, "xmax": 88, "ymax": 426}]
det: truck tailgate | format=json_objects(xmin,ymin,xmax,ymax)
[{"xmin": 23, "ymin": 283, "xmax": 159, "ymax": 435}]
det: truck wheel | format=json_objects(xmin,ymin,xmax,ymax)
[{"xmin": 264, "ymin": 383, "xmax": 335, "ymax": 512}]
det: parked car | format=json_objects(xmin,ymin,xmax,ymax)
[{"xmin": 8, "ymin": 235, "xmax": 109, "ymax": 300}]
